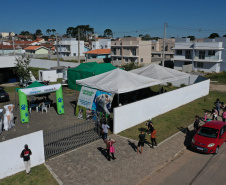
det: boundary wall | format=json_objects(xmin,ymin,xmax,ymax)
[
  {"xmin": 0, "ymin": 131, "xmax": 45, "ymax": 179},
  {"xmin": 113, "ymin": 79, "xmax": 210, "ymax": 134}
]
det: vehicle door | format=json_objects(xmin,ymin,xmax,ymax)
[{"xmin": 218, "ymin": 126, "xmax": 226, "ymax": 146}]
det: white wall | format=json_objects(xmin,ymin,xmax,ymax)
[
  {"xmin": 113, "ymin": 79, "xmax": 210, "ymax": 134},
  {"xmin": 0, "ymin": 56, "xmax": 17, "ymax": 68},
  {"xmin": 0, "ymin": 131, "xmax": 45, "ymax": 179}
]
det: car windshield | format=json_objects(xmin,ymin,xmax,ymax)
[{"xmin": 198, "ymin": 127, "xmax": 219, "ymax": 138}]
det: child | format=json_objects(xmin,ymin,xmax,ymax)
[
  {"xmin": 222, "ymin": 109, "xmax": 226, "ymax": 122},
  {"xmin": 204, "ymin": 112, "xmax": 208, "ymax": 122},
  {"xmin": 212, "ymin": 109, "xmax": 218, "ymax": 120},
  {"xmin": 151, "ymin": 128, "xmax": 157, "ymax": 148}
]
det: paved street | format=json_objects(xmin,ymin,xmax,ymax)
[{"xmin": 139, "ymin": 137, "xmax": 226, "ymax": 185}]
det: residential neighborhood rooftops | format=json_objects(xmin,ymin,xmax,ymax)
[
  {"xmin": 24, "ymin": 46, "xmax": 48, "ymax": 50},
  {"xmin": 83, "ymin": 49, "xmax": 111, "ymax": 54}
]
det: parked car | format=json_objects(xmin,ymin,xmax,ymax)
[
  {"xmin": 191, "ymin": 121, "xmax": 226, "ymax": 154},
  {"xmin": 0, "ymin": 89, "xmax": 10, "ymax": 102}
]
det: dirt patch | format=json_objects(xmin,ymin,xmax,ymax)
[{"xmin": 210, "ymin": 83, "xmax": 226, "ymax": 92}]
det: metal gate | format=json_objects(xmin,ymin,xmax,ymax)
[{"xmin": 44, "ymin": 121, "xmax": 101, "ymax": 159}]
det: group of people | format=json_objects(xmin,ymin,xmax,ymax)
[
  {"xmin": 194, "ymin": 98, "xmax": 226, "ymax": 131},
  {"xmin": 137, "ymin": 120, "xmax": 157, "ymax": 154}
]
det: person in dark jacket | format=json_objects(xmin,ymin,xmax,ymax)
[
  {"xmin": 20, "ymin": 144, "xmax": 32, "ymax": 175},
  {"xmin": 194, "ymin": 115, "xmax": 200, "ymax": 131}
]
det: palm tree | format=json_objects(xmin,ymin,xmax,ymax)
[
  {"xmin": 46, "ymin": 29, "xmax": 51, "ymax": 36},
  {"xmin": 52, "ymin": 29, "xmax": 56, "ymax": 35},
  {"xmin": 104, "ymin": 29, "xmax": 113, "ymax": 38}
]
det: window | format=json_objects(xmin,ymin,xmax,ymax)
[
  {"xmin": 125, "ymin": 58, "xmax": 128, "ymax": 62},
  {"xmin": 101, "ymin": 45, "xmax": 103, "ymax": 49},
  {"xmin": 185, "ymin": 50, "xmax": 192, "ymax": 59},
  {"xmin": 141, "ymin": 58, "xmax": 143, "ymax": 62},
  {"xmin": 197, "ymin": 62, "xmax": 204, "ymax": 68},
  {"xmin": 176, "ymin": 50, "xmax": 182, "ymax": 55},
  {"xmin": 113, "ymin": 48, "xmax": 116, "ymax": 55},
  {"xmin": 208, "ymin": 50, "xmax": 215, "ymax": 56},
  {"xmin": 73, "ymin": 53, "xmax": 76, "ymax": 56},
  {"xmin": 105, "ymin": 45, "xmax": 107, "ymax": 48},
  {"xmin": 184, "ymin": 62, "xmax": 191, "ymax": 65},
  {"xmin": 93, "ymin": 45, "xmax": 95, "ymax": 48},
  {"xmin": 199, "ymin": 50, "xmax": 205, "ymax": 59},
  {"xmin": 171, "ymin": 47, "xmax": 173, "ymax": 50},
  {"xmin": 152, "ymin": 46, "xmax": 154, "ymax": 50},
  {"xmin": 132, "ymin": 48, "xmax": 136, "ymax": 56}
]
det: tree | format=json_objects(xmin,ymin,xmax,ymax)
[
  {"xmin": 52, "ymin": 29, "xmax": 56, "ymax": 35},
  {"xmin": 141, "ymin": 34, "xmax": 151, "ymax": 40},
  {"xmin": 46, "ymin": 29, "xmax": 51, "ymax": 36},
  {"xmin": 187, "ymin": 36, "xmax": 195, "ymax": 41},
  {"xmin": 139, "ymin": 34, "xmax": 143, "ymax": 37},
  {"xmin": 20, "ymin": 31, "xmax": 30, "ymax": 35},
  {"xmin": 66, "ymin": 27, "xmax": 76, "ymax": 37},
  {"xmin": 66, "ymin": 25, "xmax": 94, "ymax": 41},
  {"xmin": 33, "ymin": 33, "xmax": 37, "ymax": 40},
  {"xmin": 13, "ymin": 56, "xmax": 31, "ymax": 84},
  {"xmin": 208, "ymin": 33, "xmax": 220, "ymax": 39},
  {"xmin": 35, "ymin": 29, "xmax": 42, "ymax": 36},
  {"xmin": 104, "ymin": 29, "xmax": 113, "ymax": 38}
]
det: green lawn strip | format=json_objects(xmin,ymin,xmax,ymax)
[
  {"xmin": 0, "ymin": 164, "xmax": 58, "ymax": 185},
  {"xmin": 118, "ymin": 91, "xmax": 226, "ymax": 144},
  {"xmin": 4, "ymin": 86, "xmax": 21, "ymax": 93},
  {"xmin": 204, "ymin": 71, "xmax": 226, "ymax": 84}
]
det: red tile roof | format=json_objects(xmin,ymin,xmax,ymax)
[
  {"xmin": 83, "ymin": 49, "xmax": 111, "ymax": 54},
  {"xmin": 24, "ymin": 46, "xmax": 48, "ymax": 50}
]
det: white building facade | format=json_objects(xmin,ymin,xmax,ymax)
[
  {"xmin": 54, "ymin": 38, "xmax": 84, "ymax": 57},
  {"xmin": 173, "ymin": 40, "xmax": 223, "ymax": 72},
  {"xmin": 92, "ymin": 39, "xmax": 111, "ymax": 50}
]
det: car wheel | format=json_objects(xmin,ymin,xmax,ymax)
[{"xmin": 214, "ymin": 146, "xmax": 219, "ymax": 154}]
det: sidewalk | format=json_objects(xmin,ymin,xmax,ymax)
[{"xmin": 46, "ymin": 126, "xmax": 191, "ymax": 185}]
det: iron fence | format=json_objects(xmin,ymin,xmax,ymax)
[{"xmin": 44, "ymin": 120, "xmax": 101, "ymax": 159}]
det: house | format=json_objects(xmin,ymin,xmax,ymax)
[
  {"xmin": 173, "ymin": 38, "xmax": 224, "ymax": 72},
  {"xmin": 0, "ymin": 45, "xmax": 25, "ymax": 54},
  {"xmin": 111, "ymin": 37, "xmax": 152, "ymax": 66},
  {"xmin": 92, "ymin": 39, "xmax": 111, "ymax": 50},
  {"xmin": 83, "ymin": 49, "xmax": 111, "ymax": 62},
  {"xmin": 0, "ymin": 32, "xmax": 15, "ymax": 38},
  {"xmin": 54, "ymin": 38, "xmax": 84, "ymax": 57},
  {"xmin": 24, "ymin": 46, "xmax": 49, "ymax": 54},
  {"xmin": 151, "ymin": 38, "xmax": 175, "ymax": 63}
]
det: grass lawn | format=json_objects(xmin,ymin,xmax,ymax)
[
  {"xmin": 29, "ymin": 67, "xmax": 46, "ymax": 80},
  {"xmin": 204, "ymin": 71, "xmax": 226, "ymax": 84},
  {"xmin": 0, "ymin": 164, "xmax": 58, "ymax": 185},
  {"xmin": 118, "ymin": 91, "xmax": 226, "ymax": 144}
]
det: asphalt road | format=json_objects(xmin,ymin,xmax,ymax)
[{"xmin": 138, "ymin": 143, "xmax": 226, "ymax": 185}]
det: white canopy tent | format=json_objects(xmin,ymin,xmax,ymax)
[
  {"xmin": 131, "ymin": 64, "xmax": 190, "ymax": 83},
  {"xmin": 76, "ymin": 68, "xmax": 160, "ymax": 94}
]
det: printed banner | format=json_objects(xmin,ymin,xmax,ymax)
[
  {"xmin": 77, "ymin": 86, "xmax": 97, "ymax": 109},
  {"xmin": 75, "ymin": 105, "xmax": 87, "ymax": 119},
  {"xmin": 76, "ymin": 86, "xmax": 114, "ymax": 119}
]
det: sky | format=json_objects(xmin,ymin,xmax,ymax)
[{"xmin": 1, "ymin": 0, "xmax": 226, "ymax": 39}]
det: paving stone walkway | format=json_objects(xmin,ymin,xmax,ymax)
[{"xmin": 46, "ymin": 129, "xmax": 188, "ymax": 185}]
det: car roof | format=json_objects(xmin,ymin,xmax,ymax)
[{"xmin": 203, "ymin": 121, "xmax": 226, "ymax": 129}]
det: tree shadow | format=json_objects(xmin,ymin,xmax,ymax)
[
  {"xmin": 128, "ymin": 140, "xmax": 137, "ymax": 152},
  {"xmin": 177, "ymin": 127, "xmax": 187, "ymax": 134},
  {"xmin": 97, "ymin": 147, "xmax": 109, "ymax": 161},
  {"xmin": 138, "ymin": 127, "xmax": 147, "ymax": 132}
]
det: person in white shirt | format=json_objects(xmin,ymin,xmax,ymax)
[{"xmin": 102, "ymin": 121, "xmax": 110, "ymax": 140}]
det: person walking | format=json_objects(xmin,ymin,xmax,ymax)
[
  {"xmin": 102, "ymin": 121, "xmax": 110, "ymax": 140},
  {"xmin": 137, "ymin": 131, "xmax": 146, "ymax": 154},
  {"xmin": 20, "ymin": 144, "xmax": 32, "ymax": 175},
  {"xmin": 151, "ymin": 128, "xmax": 157, "ymax": 148},
  {"xmin": 215, "ymin": 98, "xmax": 221, "ymax": 115},
  {"xmin": 105, "ymin": 138, "xmax": 116, "ymax": 161},
  {"xmin": 222, "ymin": 109, "xmax": 226, "ymax": 122}
]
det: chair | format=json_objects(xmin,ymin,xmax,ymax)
[{"xmin": 41, "ymin": 102, "xmax": 47, "ymax": 113}]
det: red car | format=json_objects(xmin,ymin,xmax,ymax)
[{"xmin": 191, "ymin": 121, "xmax": 226, "ymax": 154}]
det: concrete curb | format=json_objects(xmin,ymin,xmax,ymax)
[{"xmin": 44, "ymin": 163, "xmax": 63, "ymax": 185}]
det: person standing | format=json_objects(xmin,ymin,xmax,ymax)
[
  {"xmin": 137, "ymin": 131, "xmax": 146, "ymax": 154},
  {"xmin": 215, "ymin": 98, "xmax": 221, "ymax": 115},
  {"xmin": 20, "ymin": 144, "xmax": 32, "ymax": 175},
  {"xmin": 105, "ymin": 138, "xmax": 116, "ymax": 161},
  {"xmin": 194, "ymin": 115, "xmax": 200, "ymax": 131},
  {"xmin": 102, "ymin": 121, "xmax": 110, "ymax": 140},
  {"xmin": 146, "ymin": 120, "xmax": 154, "ymax": 135},
  {"xmin": 222, "ymin": 109, "xmax": 226, "ymax": 122},
  {"xmin": 151, "ymin": 128, "xmax": 157, "ymax": 148}
]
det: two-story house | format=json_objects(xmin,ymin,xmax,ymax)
[
  {"xmin": 111, "ymin": 37, "xmax": 151, "ymax": 66},
  {"xmin": 92, "ymin": 39, "xmax": 111, "ymax": 50},
  {"xmin": 54, "ymin": 38, "xmax": 84, "ymax": 57},
  {"xmin": 173, "ymin": 39, "xmax": 223, "ymax": 72}
]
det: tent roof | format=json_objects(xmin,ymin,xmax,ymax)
[
  {"xmin": 131, "ymin": 64, "xmax": 190, "ymax": 83},
  {"xmin": 15, "ymin": 81, "xmax": 45, "ymax": 92},
  {"xmin": 67, "ymin": 62, "xmax": 97, "ymax": 72},
  {"xmin": 76, "ymin": 68, "xmax": 160, "ymax": 94},
  {"xmin": 83, "ymin": 63, "xmax": 116, "ymax": 75}
]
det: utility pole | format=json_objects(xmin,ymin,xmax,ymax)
[
  {"xmin": 78, "ymin": 28, "xmax": 80, "ymax": 64},
  {"xmin": 162, "ymin": 22, "xmax": 167, "ymax": 67},
  {"xmin": 1, "ymin": 38, "xmax": 4, "ymax": 55},
  {"xmin": 13, "ymin": 37, "xmax": 15, "ymax": 55},
  {"xmin": 56, "ymin": 33, "xmax": 60, "ymax": 66}
]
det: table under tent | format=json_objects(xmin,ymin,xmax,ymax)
[
  {"xmin": 15, "ymin": 82, "xmax": 64, "ymax": 123},
  {"xmin": 67, "ymin": 62, "xmax": 117, "ymax": 91}
]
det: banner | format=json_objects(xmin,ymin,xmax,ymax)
[{"xmin": 76, "ymin": 86, "xmax": 114, "ymax": 119}]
